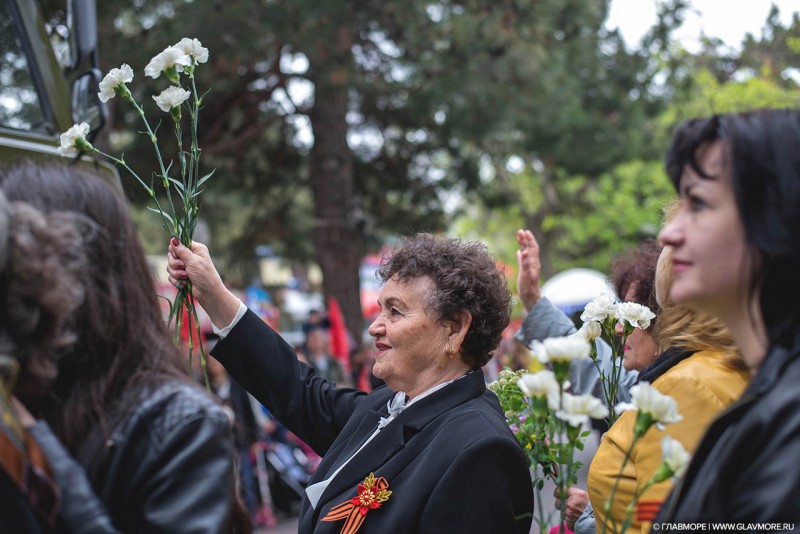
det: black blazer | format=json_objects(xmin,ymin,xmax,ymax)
[{"xmin": 213, "ymin": 310, "xmax": 533, "ymax": 533}]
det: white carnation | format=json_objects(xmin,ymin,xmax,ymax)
[
  {"xmin": 550, "ymin": 392, "xmax": 609, "ymax": 427},
  {"xmin": 97, "ymin": 64, "xmax": 133, "ymax": 103},
  {"xmin": 153, "ymin": 86, "xmax": 191, "ymax": 112},
  {"xmin": 58, "ymin": 122, "xmax": 91, "ymax": 157},
  {"xmin": 517, "ymin": 370, "xmax": 559, "ymax": 399},
  {"xmin": 580, "ymin": 292, "xmax": 617, "ymax": 323},
  {"xmin": 625, "ymin": 382, "xmax": 683, "ymax": 429},
  {"xmin": 617, "ymin": 302, "xmax": 657, "ymax": 330},
  {"xmin": 174, "ymin": 37, "xmax": 209, "ymax": 64},
  {"xmin": 145, "ymin": 46, "xmax": 192, "ymax": 79},
  {"xmin": 531, "ymin": 336, "xmax": 591, "ymax": 365},
  {"xmin": 575, "ymin": 321, "xmax": 602, "ymax": 342},
  {"xmin": 660, "ymin": 435, "xmax": 691, "ymax": 479}
]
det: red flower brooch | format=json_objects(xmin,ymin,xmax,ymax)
[{"xmin": 321, "ymin": 472, "xmax": 392, "ymax": 534}]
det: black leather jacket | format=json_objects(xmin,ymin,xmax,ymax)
[
  {"xmin": 30, "ymin": 421, "xmax": 119, "ymax": 533},
  {"xmin": 63, "ymin": 381, "xmax": 236, "ymax": 533},
  {"xmin": 659, "ymin": 335, "xmax": 800, "ymax": 522}
]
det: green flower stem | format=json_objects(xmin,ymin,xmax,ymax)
[
  {"xmin": 591, "ymin": 356, "xmax": 613, "ymax": 425},
  {"xmin": 633, "ymin": 412, "xmax": 654, "ymax": 441},
  {"xmin": 534, "ymin": 474, "xmax": 548, "ymax": 534},
  {"xmin": 604, "ymin": 324, "xmax": 632, "ymax": 427},
  {"xmin": 170, "ymin": 110, "xmax": 186, "ymax": 232},
  {"xmin": 601, "ymin": 437, "xmax": 637, "ymax": 534},
  {"xmin": 188, "ymin": 287, "xmax": 210, "ymax": 389},
  {"xmin": 620, "ymin": 475, "xmax": 657, "ymax": 533},
  {"xmin": 189, "ymin": 71, "xmax": 201, "ymax": 188},
  {"xmin": 129, "ymin": 95, "xmax": 171, "ymax": 182},
  {"xmin": 88, "ymin": 147, "xmax": 174, "ymax": 234},
  {"xmin": 124, "ymin": 90, "xmax": 180, "ymax": 236},
  {"xmin": 534, "ymin": 484, "xmax": 548, "ymax": 531},
  {"xmin": 554, "ymin": 384, "xmax": 568, "ymax": 534}
]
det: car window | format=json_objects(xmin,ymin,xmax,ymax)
[
  {"xmin": 0, "ymin": 1, "xmax": 49, "ymax": 132},
  {"xmin": 40, "ymin": 0, "xmax": 72, "ymax": 70}
]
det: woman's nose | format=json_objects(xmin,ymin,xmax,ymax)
[
  {"xmin": 614, "ymin": 321, "xmax": 624, "ymax": 336},
  {"xmin": 367, "ymin": 317, "xmax": 383, "ymax": 337},
  {"xmin": 658, "ymin": 218, "xmax": 682, "ymax": 247}
]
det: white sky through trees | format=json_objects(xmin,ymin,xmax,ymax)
[{"xmin": 608, "ymin": 0, "xmax": 799, "ymax": 51}]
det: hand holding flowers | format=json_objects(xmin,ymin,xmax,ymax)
[{"xmin": 58, "ymin": 38, "xmax": 213, "ymax": 387}]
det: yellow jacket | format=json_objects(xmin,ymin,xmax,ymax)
[{"xmin": 587, "ymin": 350, "xmax": 749, "ymax": 533}]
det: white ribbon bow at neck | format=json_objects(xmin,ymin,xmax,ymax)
[{"xmin": 378, "ymin": 391, "xmax": 408, "ymax": 429}]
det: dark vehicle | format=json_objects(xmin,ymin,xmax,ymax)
[{"xmin": 1, "ymin": 0, "xmax": 117, "ymax": 182}]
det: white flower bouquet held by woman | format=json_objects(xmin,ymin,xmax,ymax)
[
  {"xmin": 490, "ymin": 339, "xmax": 609, "ymax": 534},
  {"xmin": 58, "ymin": 38, "xmax": 214, "ymax": 387},
  {"xmin": 574, "ymin": 291, "xmax": 656, "ymax": 426}
]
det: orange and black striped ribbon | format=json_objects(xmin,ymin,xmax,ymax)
[
  {"xmin": 321, "ymin": 476, "xmax": 390, "ymax": 534},
  {"xmin": 636, "ymin": 500, "xmax": 663, "ymax": 522}
]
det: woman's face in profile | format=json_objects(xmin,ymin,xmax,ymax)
[
  {"xmin": 616, "ymin": 284, "xmax": 658, "ymax": 372},
  {"xmin": 367, "ymin": 275, "xmax": 450, "ymax": 395},
  {"xmin": 658, "ymin": 141, "xmax": 749, "ymax": 316}
]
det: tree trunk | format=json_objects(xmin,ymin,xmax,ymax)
[{"xmin": 309, "ymin": 49, "xmax": 364, "ymax": 350}]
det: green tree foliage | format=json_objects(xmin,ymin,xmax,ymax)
[
  {"xmin": 456, "ymin": 159, "xmax": 674, "ymax": 285},
  {"xmin": 93, "ymin": 0, "xmax": 797, "ymax": 341},
  {"xmin": 738, "ymin": 6, "xmax": 800, "ymax": 88},
  {"xmin": 95, "ymin": 0, "xmax": 678, "ymax": 341},
  {"xmin": 460, "ymin": 3, "xmax": 799, "ymax": 291}
]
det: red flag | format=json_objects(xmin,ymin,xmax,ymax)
[{"xmin": 327, "ymin": 296, "xmax": 351, "ymax": 369}]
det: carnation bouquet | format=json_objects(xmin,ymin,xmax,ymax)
[
  {"xmin": 58, "ymin": 38, "xmax": 213, "ymax": 386},
  {"xmin": 573, "ymin": 292, "xmax": 656, "ymax": 426},
  {"xmin": 490, "ymin": 293, "xmax": 682, "ymax": 533}
]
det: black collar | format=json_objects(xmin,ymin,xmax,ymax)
[{"xmin": 635, "ymin": 347, "xmax": 695, "ymax": 385}]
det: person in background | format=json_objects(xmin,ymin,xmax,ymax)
[
  {"xmin": 207, "ymin": 349, "xmax": 262, "ymax": 527},
  {"xmin": 515, "ymin": 230, "xmax": 641, "ymax": 406},
  {"xmin": 302, "ymin": 309, "xmax": 330, "ymax": 336},
  {"xmin": 657, "ymin": 109, "xmax": 800, "ymax": 522},
  {"xmin": 1, "ymin": 163, "xmax": 238, "ymax": 533},
  {"xmin": 304, "ymin": 325, "xmax": 349, "ymax": 386},
  {"xmin": 350, "ymin": 344, "xmax": 381, "ymax": 392},
  {"xmin": 168, "ymin": 232, "xmax": 534, "ymax": 533}
]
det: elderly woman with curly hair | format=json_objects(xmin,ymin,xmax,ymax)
[{"xmin": 168, "ymin": 233, "xmax": 534, "ymax": 533}]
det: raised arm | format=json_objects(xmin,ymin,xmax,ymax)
[
  {"xmin": 516, "ymin": 229, "xmax": 543, "ymax": 313},
  {"xmin": 514, "ymin": 230, "xmax": 636, "ymax": 401}
]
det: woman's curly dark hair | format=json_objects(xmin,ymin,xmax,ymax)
[
  {"xmin": 608, "ymin": 239, "xmax": 662, "ymax": 331},
  {"xmin": 377, "ymin": 233, "xmax": 512, "ymax": 368},
  {"xmin": 0, "ymin": 201, "xmax": 86, "ymax": 402}
]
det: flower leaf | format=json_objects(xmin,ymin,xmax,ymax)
[
  {"xmin": 148, "ymin": 206, "xmax": 174, "ymax": 226},
  {"xmin": 196, "ymin": 169, "xmax": 216, "ymax": 188}
]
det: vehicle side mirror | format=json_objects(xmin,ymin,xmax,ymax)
[
  {"xmin": 70, "ymin": 0, "xmax": 97, "ymax": 67},
  {"xmin": 71, "ymin": 68, "xmax": 105, "ymax": 133}
]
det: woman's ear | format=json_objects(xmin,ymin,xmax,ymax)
[{"xmin": 446, "ymin": 310, "xmax": 472, "ymax": 356}]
